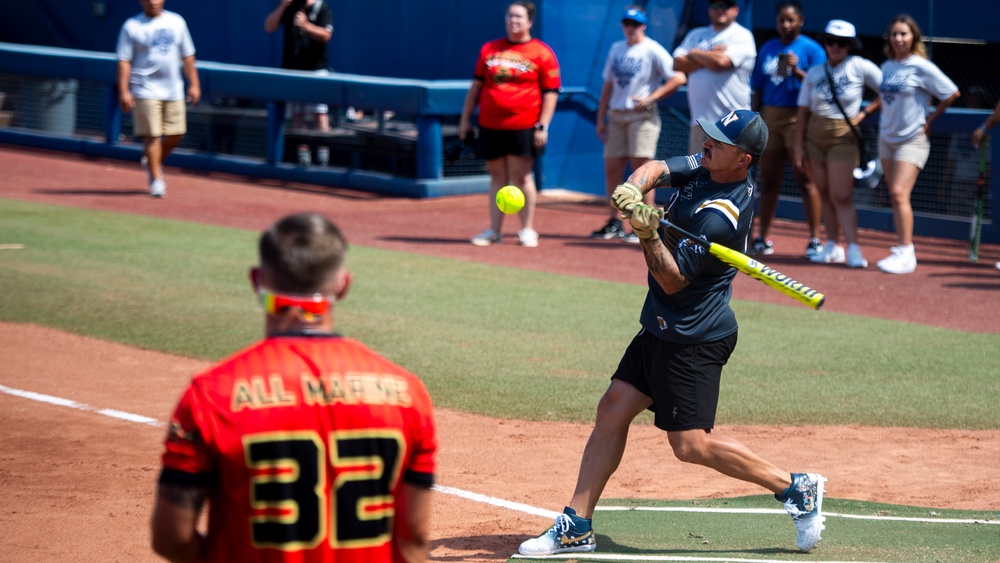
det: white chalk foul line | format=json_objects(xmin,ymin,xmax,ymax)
[
  {"xmin": 512, "ymin": 555, "xmax": 874, "ymax": 562},
  {"xmin": 431, "ymin": 485, "xmax": 560, "ymax": 519},
  {"xmin": 0, "ymin": 383, "xmax": 161, "ymax": 427},
  {"xmin": 2, "ymin": 383, "xmax": 996, "ymax": 530},
  {"xmin": 594, "ymin": 506, "xmax": 999, "ymax": 525}
]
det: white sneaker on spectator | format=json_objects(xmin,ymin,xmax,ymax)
[
  {"xmin": 810, "ymin": 241, "xmax": 844, "ymax": 264},
  {"xmin": 471, "ymin": 229, "xmax": 502, "ymax": 247},
  {"xmin": 149, "ymin": 178, "xmax": 166, "ymax": 198},
  {"xmin": 518, "ymin": 228, "xmax": 539, "ymax": 247},
  {"xmin": 877, "ymin": 244, "xmax": 916, "ymax": 274},
  {"xmin": 845, "ymin": 243, "xmax": 868, "ymax": 268}
]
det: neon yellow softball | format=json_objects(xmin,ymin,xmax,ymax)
[{"xmin": 496, "ymin": 185, "xmax": 525, "ymax": 214}]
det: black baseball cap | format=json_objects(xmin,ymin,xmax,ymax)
[{"xmin": 697, "ymin": 109, "xmax": 769, "ymax": 157}]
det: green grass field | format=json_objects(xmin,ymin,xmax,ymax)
[{"xmin": 2, "ymin": 199, "xmax": 998, "ymax": 562}]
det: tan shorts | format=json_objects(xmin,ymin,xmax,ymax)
[
  {"xmin": 879, "ymin": 133, "xmax": 930, "ymax": 170},
  {"xmin": 762, "ymin": 106, "xmax": 797, "ymax": 152},
  {"xmin": 805, "ymin": 115, "xmax": 858, "ymax": 166},
  {"xmin": 133, "ymin": 99, "xmax": 186, "ymax": 137},
  {"xmin": 604, "ymin": 107, "xmax": 661, "ymax": 159},
  {"xmin": 688, "ymin": 125, "xmax": 710, "ymax": 156}
]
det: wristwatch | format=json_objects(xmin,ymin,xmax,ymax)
[{"xmin": 534, "ymin": 122, "xmax": 548, "ymax": 132}]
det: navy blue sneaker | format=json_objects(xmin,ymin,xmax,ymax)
[
  {"xmin": 518, "ymin": 506, "xmax": 596, "ymax": 556},
  {"xmin": 776, "ymin": 473, "xmax": 827, "ymax": 552}
]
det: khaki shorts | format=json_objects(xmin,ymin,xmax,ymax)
[
  {"xmin": 762, "ymin": 106, "xmax": 797, "ymax": 152},
  {"xmin": 604, "ymin": 107, "xmax": 661, "ymax": 159},
  {"xmin": 133, "ymin": 99, "xmax": 186, "ymax": 137},
  {"xmin": 879, "ymin": 133, "xmax": 930, "ymax": 170},
  {"xmin": 688, "ymin": 125, "xmax": 710, "ymax": 156},
  {"xmin": 805, "ymin": 115, "xmax": 858, "ymax": 166}
]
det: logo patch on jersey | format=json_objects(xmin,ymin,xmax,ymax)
[
  {"xmin": 678, "ymin": 234, "xmax": 708, "ymax": 255},
  {"xmin": 695, "ymin": 199, "xmax": 740, "ymax": 231},
  {"xmin": 657, "ymin": 316, "xmax": 668, "ymax": 331}
]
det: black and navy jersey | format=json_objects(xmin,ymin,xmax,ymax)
[{"xmin": 638, "ymin": 154, "xmax": 755, "ymax": 343}]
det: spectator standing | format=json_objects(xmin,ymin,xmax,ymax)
[
  {"xmin": 749, "ymin": 1, "xmax": 826, "ymax": 259},
  {"xmin": 795, "ymin": 19, "xmax": 882, "ymax": 268},
  {"xmin": 518, "ymin": 110, "xmax": 826, "ymax": 557},
  {"xmin": 150, "ymin": 212, "xmax": 437, "ymax": 563},
  {"xmin": 970, "ymin": 95, "xmax": 999, "ymax": 270},
  {"xmin": 265, "ymin": 0, "xmax": 333, "ymax": 166},
  {"xmin": 672, "ymin": 0, "xmax": 756, "ymax": 155},
  {"xmin": 940, "ymin": 87, "xmax": 991, "ymax": 217},
  {"xmin": 460, "ymin": 1, "xmax": 561, "ymax": 248},
  {"xmin": 116, "ymin": 0, "xmax": 200, "ymax": 199},
  {"xmin": 971, "ymin": 95, "xmax": 1000, "ymax": 149},
  {"xmin": 876, "ymin": 14, "xmax": 960, "ymax": 274},
  {"xmin": 590, "ymin": 6, "xmax": 686, "ymax": 244}
]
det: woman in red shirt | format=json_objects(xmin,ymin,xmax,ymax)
[{"xmin": 459, "ymin": 1, "xmax": 561, "ymax": 248}]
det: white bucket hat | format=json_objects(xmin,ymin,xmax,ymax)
[{"xmin": 823, "ymin": 19, "xmax": 862, "ymax": 49}]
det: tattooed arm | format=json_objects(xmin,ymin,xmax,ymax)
[
  {"xmin": 624, "ymin": 161, "xmax": 691, "ymax": 294},
  {"xmin": 626, "ymin": 159, "xmax": 673, "ymax": 194},
  {"xmin": 150, "ymin": 482, "xmax": 208, "ymax": 563}
]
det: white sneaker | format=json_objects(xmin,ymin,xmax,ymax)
[
  {"xmin": 471, "ymin": 228, "xmax": 501, "ymax": 247},
  {"xmin": 777, "ymin": 473, "xmax": 827, "ymax": 552},
  {"xmin": 518, "ymin": 228, "xmax": 539, "ymax": 248},
  {"xmin": 809, "ymin": 241, "xmax": 845, "ymax": 264},
  {"xmin": 518, "ymin": 508, "xmax": 596, "ymax": 556},
  {"xmin": 877, "ymin": 245, "xmax": 916, "ymax": 274},
  {"xmin": 845, "ymin": 243, "xmax": 868, "ymax": 268},
  {"xmin": 149, "ymin": 178, "xmax": 166, "ymax": 198}
]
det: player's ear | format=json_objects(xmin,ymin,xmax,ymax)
[
  {"xmin": 333, "ymin": 269, "xmax": 352, "ymax": 302},
  {"xmin": 249, "ymin": 267, "xmax": 262, "ymax": 293}
]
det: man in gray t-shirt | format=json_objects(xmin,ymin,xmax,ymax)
[
  {"xmin": 116, "ymin": 0, "xmax": 199, "ymax": 198},
  {"xmin": 672, "ymin": 0, "xmax": 756, "ymax": 155}
]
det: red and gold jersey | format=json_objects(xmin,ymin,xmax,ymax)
[
  {"xmin": 474, "ymin": 37, "xmax": 561, "ymax": 130},
  {"xmin": 160, "ymin": 334, "xmax": 437, "ymax": 563}
]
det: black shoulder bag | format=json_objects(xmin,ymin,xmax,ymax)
[{"xmin": 823, "ymin": 63, "xmax": 880, "ymax": 186}]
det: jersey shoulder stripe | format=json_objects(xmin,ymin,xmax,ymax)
[{"xmin": 695, "ymin": 198, "xmax": 740, "ymax": 231}]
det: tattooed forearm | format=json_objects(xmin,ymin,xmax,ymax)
[
  {"xmin": 641, "ymin": 238, "xmax": 690, "ymax": 294},
  {"xmin": 627, "ymin": 160, "xmax": 672, "ymax": 192}
]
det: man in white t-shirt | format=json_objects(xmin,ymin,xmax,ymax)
[
  {"xmin": 591, "ymin": 6, "xmax": 687, "ymax": 243},
  {"xmin": 116, "ymin": 0, "xmax": 200, "ymax": 198},
  {"xmin": 672, "ymin": 0, "xmax": 756, "ymax": 155}
]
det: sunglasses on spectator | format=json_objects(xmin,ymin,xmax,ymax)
[
  {"xmin": 709, "ymin": 2, "xmax": 733, "ymax": 9},
  {"xmin": 825, "ymin": 38, "xmax": 851, "ymax": 48}
]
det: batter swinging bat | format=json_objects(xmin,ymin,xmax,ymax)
[
  {"xmin": 658, "ymin": 218, "xmax": 826, "ymax": 310},
  {"xmin": 969, "ymin": 142, "xmax": 987, "ymax": 262}
]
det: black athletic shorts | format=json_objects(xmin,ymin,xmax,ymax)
[
  {"xmin": 612, "ymin": 328, "xmax": 738, "ymax": 432},
  {"xmin": 476, "ymin": 126, "xmax": 543, "ymax": 160}
]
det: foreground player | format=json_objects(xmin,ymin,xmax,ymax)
[
  {"xmin": 519, "ymin": 110, "xmax": 826, "ymax": 556},
  {"xmin": 151, "ymin": 212, "xmax": 437, "ymax": 562}
]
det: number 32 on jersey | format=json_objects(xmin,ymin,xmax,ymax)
[{"xmin": 244, "ymin": 429, "xmax": 404, "ymax": 551}]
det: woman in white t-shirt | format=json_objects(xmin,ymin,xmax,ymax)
[
  {"xmin": 876, "ymin": 14, "xmax": 960, "ymax": 274},
  {"xmin": 795, "ymin": 19, "xmax": 882, "ymax": 269}
]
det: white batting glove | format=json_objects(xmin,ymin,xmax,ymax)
[{"xmin": 611, "ymin": 182, "xmax": 643, "ymax": 216}]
